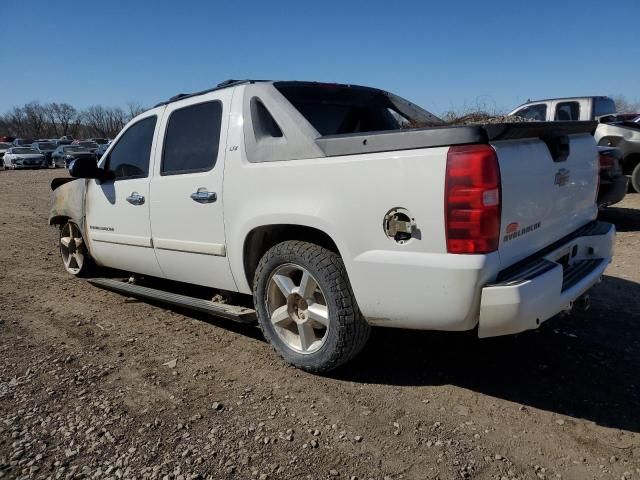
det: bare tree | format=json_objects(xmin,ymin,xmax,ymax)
[
  {"xmin": 22, "ymin": 102, "xmax": 49, "ymax": 138},
  {"xmin": 612, "ymin": 95, "xmax": 640, "ymax": 114},
  {"xmin": 126, "ymin": 102, "xmax": 146, "ymax": 120},
  {"xmin": 3, "ymin": 106, "xmax": 28, "ymax": 137},
  {"xmin": 1, "ymin": 98, "xmax": 148, "ymax": 140},
  {"xmin": 82, "ymin": 105, "xmax": 128, "ymax": 138},
  {"xmin": 50, "ymin": 103, "xmax": 80, "ymax": 137}
]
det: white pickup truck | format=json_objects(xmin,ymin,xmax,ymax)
[
  {"xmin": 510, "ymin": 96, "xmax": 640, "ymax": 191},
  {"xmin": 50, "ymin": 80, "xmax": 615, "ymax": 372}
]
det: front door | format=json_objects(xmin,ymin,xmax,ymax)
[
  {"xmin": 149, "ymin": 89, "xmax": 237, "ymax": 291},
  {"xmin": 85, "ymin": 110, "xmax": 164, "ymax": 277}
]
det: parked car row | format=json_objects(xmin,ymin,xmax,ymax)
[{"xmin": 0, "ymin": 136, "xmax": 112, "ymax": 169}]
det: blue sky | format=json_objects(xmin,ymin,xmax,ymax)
[{"xmin": 2, "ymin": 0, "xmax": 639, "ymax": 116}]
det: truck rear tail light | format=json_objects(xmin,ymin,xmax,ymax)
[{"xmin": 445, "ymin": 145, "xmax": 501, "ymax": 254}]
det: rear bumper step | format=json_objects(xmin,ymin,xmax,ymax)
[
  {"xmin": 87, "ymin": 278, "xmax": 256, "ymax": 323},
  {"xmin": 478, "ymin": 222, "xmax": 615, "ymax": 338}
]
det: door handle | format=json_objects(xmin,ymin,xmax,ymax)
[
  {"xmin": 190, "ymin": 189, "xmax": 217, "ymax": 204},
  {"xmin": 126, "ymin": 192, "xmax": 145, "ymax": 205}
]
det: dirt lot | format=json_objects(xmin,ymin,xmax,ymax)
[{"xmin": 1, "ymin": 169, "xmax": 639, "ymax": 480}]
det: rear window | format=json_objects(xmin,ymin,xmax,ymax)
[
  {"xmin": 555, "ymin": 102, "xmax": 580, "ymax": 121},
  {"xmin": 274, "ymin": 82, "xmax": 441, "ymax": 136},
  {"xmin": 594, "ymin": 98, "xmax": 616, "ymax": 117}
]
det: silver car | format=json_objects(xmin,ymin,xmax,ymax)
[
  {"xmin": 0, "ymin": 142, "xmax": 11, "ymax": 169},
  {"xmin": 3, "ymin": 147, "xmax": 47, "ymax": 169}
]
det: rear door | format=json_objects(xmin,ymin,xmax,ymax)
[
  {"xmin": 149, "ymin": 89, "xmax": 237, "ymax": 291},
  {"xmin": 85, "ymin": 110, "xmax": 164, "ymax": 277},
  {"xmin": 552, "ymin": 101, "xmax": 581, "ymax": 121}
]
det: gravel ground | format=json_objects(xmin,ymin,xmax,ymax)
[{"xmin": 1, "ymin": 169, "xmax": 639, "ymax": 480}]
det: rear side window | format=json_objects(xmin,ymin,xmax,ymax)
[
  {"xmin": 594, "ymin": 98, "xmax": 616, "ymax": 117},
  {"xmin": 555, "ymin": 102, "xmax": 580, "ymax": 121},
  {"xmin": 514, "ymin": 104, "xmax": 547, "ymax": 121},
  {"xmin": 161, "ymin": 101, "xmax": 222, "ymax": 175},
  {"xmin": 106, "ymin": 116, "xmax": 157, "ymax": 180},
  {"xmin": 250, "ymin": 98, "xmax": 283, "ymax": 138}
]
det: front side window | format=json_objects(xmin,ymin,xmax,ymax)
[
  {"xmin": 161, "ymin": 101, "xmax": 222, "ymax": 175},
  {"xmin": 514, "ymin": 104, "xmax": 547, "ymax": 121},
  {"xmin": 106, "ymin": 116, "xmax": 157, "ymax": 180},
  {"xmin": 555, "ymin": 102, "xmax": 580, "ymax": 121}
]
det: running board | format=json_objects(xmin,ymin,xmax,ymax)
[{"xmin": 87, "ymin": 277, "xmax": 256, "ymax": 323}]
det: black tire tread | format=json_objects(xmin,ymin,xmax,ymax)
[{"xmin": 253, "ymin": 240, "xmax": 370, "ymax": 373}]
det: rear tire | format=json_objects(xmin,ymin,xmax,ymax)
[
  {"xmin": 253, "ymin": 240, "xmax": 370, "ymax": 373},
  {"xmin": 631, "ymin": 163, "xmax": 640, "ymax": 193}
]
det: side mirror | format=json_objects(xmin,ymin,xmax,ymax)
[{"xmin": 69, "ymin": 157, "xmax": 114, "ymax": 182}]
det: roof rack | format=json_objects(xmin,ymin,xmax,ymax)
[{"xmin": 153, "ymin": 79, "xmax": 269, "ymax": 108}]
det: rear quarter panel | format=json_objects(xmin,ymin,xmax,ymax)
[{"xmin": 223, "ymin": 112, "xmax": 451, "ymax": 296}]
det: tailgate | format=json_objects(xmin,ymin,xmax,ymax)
[{"xmin": 491, "ymin": 131, "xmax": 598, "ymax": 267}]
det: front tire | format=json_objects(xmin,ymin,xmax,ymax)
[
  {"xmin": 59, "ymin": 222, "xmax": 95, "ymax": 277},
  {"xmin": 253, "ymin": 241, "xmax": 370, "ymax": 373}
]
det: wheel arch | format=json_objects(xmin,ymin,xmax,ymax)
[
  {"xmin": 597, "ymin": 135, "xmax": 622, "ymax": 148},
  {"xmin": 49, "ymin": 214, "xmax": 71, "ymax": 226},
  {"xmin": 242, "ymin": 224, "xmax": 341, "ymax": 290},
  {"xmin": 48, "ymin": 179, "xmax": 85, "ymax": 229}
]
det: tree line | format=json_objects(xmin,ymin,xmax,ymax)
[{"xmin": 0, "ymin": 101, "xmax": 146, "ymax": 140}]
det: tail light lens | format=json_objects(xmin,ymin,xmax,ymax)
[
  {"xmin": 598, "ymin": 152, "xmax": 615, "ymax": 172},
  {"xmin": 445, "ymin": 145, "xmax": 501, "ymax": 254}
]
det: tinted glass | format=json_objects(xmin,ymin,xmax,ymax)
[
  {"xmin": 38, "ymin": 142, "xmax": 56, "ymax": 149},
  {"xmin": 275, "ymin": 83, "xmax": 442, "ymax": 135},
  {"xmin": 161, "ymin": 101, "xmax": 222, "ymax": 175},
  {"xmin": 594, "ymin": 98, "xmax": 616, "ymax": 117},
  {"xmin": 14, "ymin": 148, "xmax": 37, "ymax": 154},
  {"xmin": 515, "ymin": 104, "xmax": 547, "ymax": 121},
  {"xmin": 0, "ymin": 143, "xmax": 11, "ymax": 148},
  {"xmin": 555, "ymin": 102, "xmax": 580, "ymax": 121},
  {"xmin": 251, "ymin": 98, "xmax": 283, "ymax": 138},
  {"xmin": 107, "ymin": 116, "xmax": 156, "ymax": 180}
]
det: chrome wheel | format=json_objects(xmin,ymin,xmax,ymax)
[
  {"xmin": 266, "ymin": 264, "xmax": 329, "ymax": 354},
  {"xmin": 60, "ymin": 223, "xmax": 85, "ymax": 275}
]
